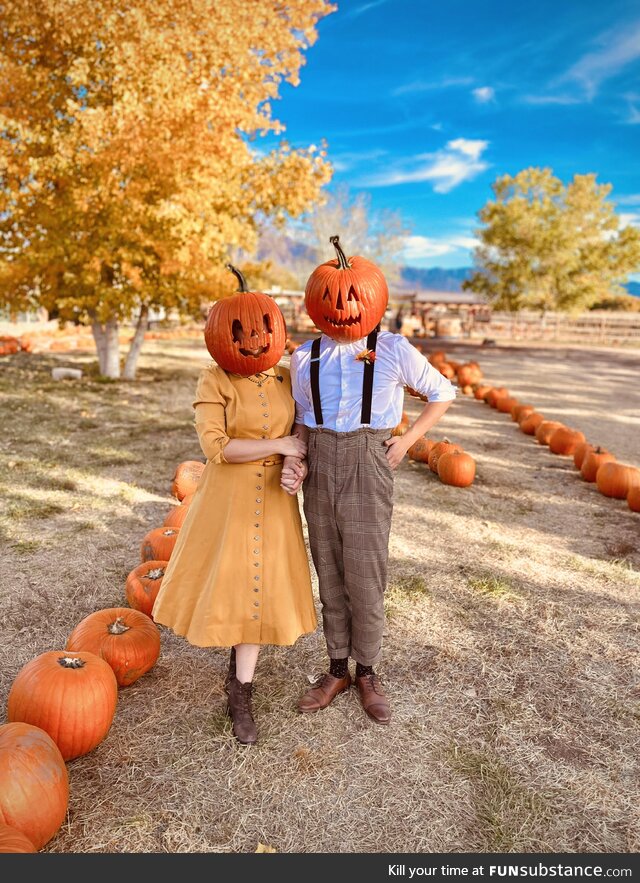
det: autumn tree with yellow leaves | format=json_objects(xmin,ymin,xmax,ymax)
[
  {"xmin": 463, "ymin": 168, "xmax": 640, "ymax": 315},
  {"xmin": 0, "ymin": 1, "xmax": 334, "ymax": 377}
]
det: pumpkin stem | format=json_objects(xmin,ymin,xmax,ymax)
[
  {"xmin": 329, "ymin": 235, "xmax": 351, "ymax": 270},
  {"xmin": 226, "ymin": 264, "xmax": 250, "ymax": 293},
  {"xmin": 58, "ymin": 656, "xmax": 86, "ymax": 669},
  {"xmin": 145, "ymin": 568, "xmax": 165, "ymax": 580},
  {"xmin": 108, "ymin": 617, "xmax": 131, "ymax": 636}
]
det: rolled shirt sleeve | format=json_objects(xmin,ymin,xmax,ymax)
[
  {"xmin": 192, "ymin": 366, "xmax": 231, "ymax": 464},
  {"xmin": 396, "ymin": 336, "xmax": 457, "ymax": 402}
]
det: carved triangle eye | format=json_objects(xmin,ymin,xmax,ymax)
[
  {"xmin": 322, "ymin": 286, "xmax": 330, "ymax": 301},
  {"xmin": 347, "ymin": 285, "xmax": 359, "ymax": 303}
]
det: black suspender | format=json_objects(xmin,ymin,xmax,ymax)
[
  {"xmin": 310, "ymin": 336, "xmax": 324, "ymax": 426},
  {"xmin": 309, "ymin": 331, "xmax": 378, "ymax": 427},
  {"xmin": 360, "ymin": 329, "xmax": 378, "ymax": 425}
]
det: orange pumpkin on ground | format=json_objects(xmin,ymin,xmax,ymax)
[
  {"xmin": 535, "ymin": 421, "xmax": 565, "ymax": 446},
  {"xmin": 473, "ymin": 385, "xmax": 492, "ymax": 401},
  {"xmin": 520, "ymin": 412, "xmax": 545, "ymax": 435},
  {"xmin": 573, "ymin": 442, "xmax": 594, "ymax": 470},
  {"xmin": 170, "ymin": 461, "xmax": 204, "ymax": 501},
  {"xmin": 496, "ymin": 396, "xmax": 519, "ymax": 414},
  {"xmin": 126, "ymin": 561, "xmax": 168, "ymax": 618},
  {"xmin": 595, "ymin": 462, "xmax": 640, "ymax": 499},
  {"xmin": 0, "ymin": 823, "xmax": 37, "ymax": 853},
  {"xmin": 66, "ymin": 607, "xmax": 161, "ymax": 687},
  {"xmin": 437, "ymin": 451, "xmax": 476, "ymax": 487},
  {"xmin": 511, "ymin": 403, "xmax": 534, "ymax": 423},
  {"xmin": 163, "ymin": 495, "xmax": 194, "ymax": 529},
  {"xmin": 141, "ymin": 527, "xmax": 180, "ymax": 562},
  {"xmin": 428, "ymin": 440, "xmax": 463, "ymax": 474},
  {"xmin": 437, "ymin": 362, "xmax": 456, "ymax": 379},
  {"xmin": 456, "ymin": 364, "xmax": 482, "ymax": 386},
  {"xmin": 485, "ymin": 387, "xmax": 509, "ymax": 408},
  {"xmin": 407, "ymin": 437, "xmax": 434, "ymax": 463},
  {"xmin": 0, "ymin": 723, "xmax": 68, "ymax": 851},
  {"xmin": 549, "ymin": 427, "xmax": 586, "ymax": 456},
  {"xmin": 580, "ymin": 448, "xmax": 615, "ymax": 483},
  {"xmin": 391, "ymin": 411, "xmax": 410, "ymax": 436},
  {"xmin": 7, "ymin": 651, "xmax": 118, "ymax": 761},
  {"xmin": 627, "ymin": 486, "xmax": 640, "ymax": 512}
]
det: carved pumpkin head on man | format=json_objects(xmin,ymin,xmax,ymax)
[
  {"xmin": 305, "ymin": 235, "xmax": 389, "ymax": 343},
  {"xmin": 204, "ymin": 265, "xmax": 287, "ymax": 375}
]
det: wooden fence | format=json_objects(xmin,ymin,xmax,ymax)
[{"xmin": 472, "ymin": 310, "xmax": 640, "ymax": 346}]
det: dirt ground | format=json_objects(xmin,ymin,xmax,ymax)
[{"xmin": 0, "ymin": 337, "xmax": 639, "ymax": 854}]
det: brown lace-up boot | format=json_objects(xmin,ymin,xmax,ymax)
[{"xmin": 225, "ymin": 677, "xmax": 257, "ymax": 745}]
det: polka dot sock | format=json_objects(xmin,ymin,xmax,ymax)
[{"xmin": 329, "ymin": 657, "xmax": 349, "ymax": 679}]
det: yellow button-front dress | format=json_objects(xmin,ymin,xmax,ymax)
[{"xmin": 151, "ymin": 363, "xmax": 318, "ymax": 648}]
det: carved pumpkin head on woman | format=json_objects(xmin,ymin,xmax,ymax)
[
  {"xmin": 305, "ymin": 235, "xmax": 389, "ymax": 343},
  {"xmin": 204, "ymin": 265, "xmax": 287, "ymax": 375}
]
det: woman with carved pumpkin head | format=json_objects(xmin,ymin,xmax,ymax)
[
  {"xmin": 283, "ymin": 237, "xmax": 456, "ymax": 725},
  {"xmin": 152, "ymin": 266, "xmax": 316, "ymax": 746}
]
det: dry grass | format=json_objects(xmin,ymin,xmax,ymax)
[{"xmin": 1, "ymin": 339, "xmax": 639, "ymax": 854}]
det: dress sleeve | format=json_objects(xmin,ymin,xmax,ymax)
[
  {"xmin": 192, "ymin": 367, "xmax": 231, "ymax": 464},
  {"xmin": 396, "ymin": 336, "xmax": 457, "ymax": 402}
]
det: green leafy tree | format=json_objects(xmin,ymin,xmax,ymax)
[
  {"xmin": 0, "ymin": 0, "xmax": 334, "ymax": 377},
  {"xmin": 463, "ymin": 168, "xmax": 640, "ymax": 314}
]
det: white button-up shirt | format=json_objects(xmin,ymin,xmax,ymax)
[{"xmin": 290, "ymin": 331, "xmax": 457, "ymax": 431}]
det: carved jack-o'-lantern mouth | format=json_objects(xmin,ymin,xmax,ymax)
[
  {"xmin": 238, "ymin": 344, "xmax": 269, "ymax": 357},
  {"xmin": 323, "ymin": 314, "xmax": 361, "ymax": 328}
]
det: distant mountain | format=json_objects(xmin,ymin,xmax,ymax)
[
  {"xmin": 399, "ymin": 266, "xmax": 640, "ymax": 298},
  {"xmin": 399, "ymin": 266, "xmax": 472, "ymax": 292}
]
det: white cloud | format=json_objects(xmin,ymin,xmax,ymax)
[
  {"xmin": 522, "ymin": 94, "xmax": 582, "ymax": 106},
  {"xmin": 361, "ymin": 139, "xmax": 489, "ymax": 192},
  {"xmin": 616, "ymin": 194, "xmax": 640, "ymax": 205},
  {"xmin": 625, "ymin": 103, "xmax": 640, "ymax": 124},
  {"xmin": 559, "ymin": 20, "xmax": 640, "ymax": 99},
  {"xmin": 472, "ymin": 86, "xmax": 495, "ymax": 103},
  {"xmin": 619, "ymin": 212, "xmax": 640, "ymax": 227},
  {"xmin": 402, "ymin": 235, "xmax": 479, "ymax": 261},
  {"xmin": 392, "ymin": 76, "xmax": 474, "ymax": 97}
]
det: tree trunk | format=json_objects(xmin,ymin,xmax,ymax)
[
  {"xmin": 91, "ymin": 318, "xmax": 121, "ymax": 378},
  {"xmin": 123, "ymin": 304, "xmax": 149, "ymax": 380}
]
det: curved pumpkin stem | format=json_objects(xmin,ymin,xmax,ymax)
[
  {"xmin": 226, "ymin": 263, "xmax": 250, "ymax": 293},
  {"xmin": 329, "ymin": 235, "xmax": 351, "ymax": 270}
]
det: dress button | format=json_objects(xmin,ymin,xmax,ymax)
[
  {"xmin": 254, "ymin": 602, "xmax": 259, "ymax": 607},
  {"xmin": 254, "ymin": 523, "xmax": 259, "ymax": 528},
  {"xmin": 254, "ymin": 562, "xmax": 259, "ymax": 567},
  {"xmin": 252, "ymin": 614, "xmax": 259, "ymax": 620},
  {"xmin": 254, "ymin": 576, "xmax": 260, "ymax": 581},
  {"xmin": 253, "ymin": 535, "xmax": 259, "ymax": 540},
  {"xmin": 261, "ymin": 435, "xmax": 267, "ymax": 439},
  {"xmin": 256, "ymin": 485, "xmax": 262, "ymax": 490},
  {"xmin": 263, "ymin": 413, "xmax": 269, "ymax": 417},
  {"xmin": 262, "ymin": 425, "xmax": 268, "ymax": 430},
  {"xmin": 254, "ymin": 549, "xmax": 260, "ymax": 554},
  {"xmin": 255, "ymin": 498, "xmax": 262, "ymax": 503},
  {"xmin": 254, "ymin": 510, "xmax": 261, "ymax": 515},
  {"xmin": 253, "ymin": 588, "xmax": 259, "ymax": 593},
  {"xmin": 257, "ymin": 472, "xmax": 263, "ymax": 477}
]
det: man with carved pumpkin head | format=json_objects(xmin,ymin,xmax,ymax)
[
  {"xmin": 283, "ymin": 237, "xmax": 456, "ymax": 725},
  {"xmin": 152, "ymin": 266, "xmax": 317, "ymax": 746}
]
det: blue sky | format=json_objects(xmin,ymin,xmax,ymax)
[{"xmin": 263, "ymin": 0, "xmax": 640, "ymax": 270}]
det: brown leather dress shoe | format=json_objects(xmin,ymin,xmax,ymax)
[
  {"xmin": 355, "ymin": 673, "xmax": 391, "ymax": 724},
  {"xmin": 297, "ymin": 672, "xmax": 351, "ymax": 713},
  {"xmin": 225, "ymin": 677, "xmax": 257, "ymax": 744}
]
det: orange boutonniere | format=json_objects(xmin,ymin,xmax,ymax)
[{"xmin": 355, "ymin": 348, "xmax": 376, "ymax": 365}]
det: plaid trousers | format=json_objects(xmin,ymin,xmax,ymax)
[{"xmin": 302, "ymin": 427, "xmax": 395, "ymax": 666}]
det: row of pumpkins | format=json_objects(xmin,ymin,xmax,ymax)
[
  {"xmin": 395, "ymin": 350, "xmax": 482, "ymax": 488},
  {"xmin": 0, "ymin": 463, "xmax": 202, "ymax": 853},
  {"xmin": 474, "ymin": 383, "xmax": 640, "ymax": 510}
]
